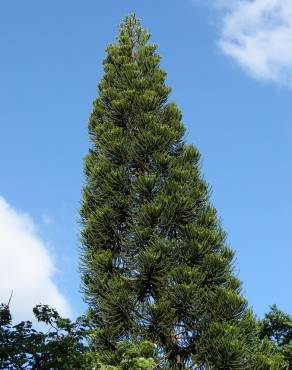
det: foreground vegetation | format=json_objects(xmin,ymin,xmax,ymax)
[{"xmin": 1, "ymin": 303, "xmax": 292, "ymax": 369}]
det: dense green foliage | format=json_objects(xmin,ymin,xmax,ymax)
[
  {"xmin": 259, "ymin": 305, "xmax": 292, "ymax": 368},
  {"xmin": 0, "ymin": 303, "xmax": 88, "ymax": 369},
  {"xmin": 79, "ymin": 14, "xmax": 281, "ymax": 368},
  {"xmin": 1, "ymin": 13, "xmax": 291, "ymax": 370},
  {"xmin": 1, "ymin": 303, "xmax": 291, "ymax": 369},
  {"xmin": 0, "ymin": 303, "xmax": 157, "ymax": 369}
]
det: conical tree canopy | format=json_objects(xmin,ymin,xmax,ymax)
[{"xmin": 80, "ymin": 14, "xmax": 255, "ymax": 369}]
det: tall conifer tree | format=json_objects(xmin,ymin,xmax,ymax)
[{"xmin": 80, "ymin": 14, "xmax": 262, "ymax": 369}]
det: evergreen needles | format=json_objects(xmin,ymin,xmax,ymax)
[{"xmin": 79, "ymin": 14, "xmax": 283, "ymax": 369}]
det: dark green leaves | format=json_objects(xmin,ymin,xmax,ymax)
[
  {"xmin": 79, "ymin": 13, "xmax": 267, "ymax": 369},
  {"xmin": 0, "ymin": 304, "xmax": 89, "ymax": 370}
]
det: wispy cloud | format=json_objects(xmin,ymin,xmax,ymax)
[
  {"xmin": 208, "ymin": 0, "xmax": 292, "ymax": 87},
  {"xmin": 42, "ymin": 212, "xmax": 53, "ymax": 226},
  {"xmin": 0, "ymin": 196, "xmax": 70, "ymax": 322}
]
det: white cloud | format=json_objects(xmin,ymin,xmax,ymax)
[
  {"xmin": 212, "ymin": 0, "xmax": 292, "ymax": 87},
  {"xmin": 0, "ymin": 196, "xmax": 71, "ymax": 322}
]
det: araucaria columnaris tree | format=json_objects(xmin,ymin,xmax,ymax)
[{"xmin": 80, "ymin": 14, "xmax": 258, "ymax": 369}]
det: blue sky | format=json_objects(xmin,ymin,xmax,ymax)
[{"xmin": 0, "ymin": 0, "xmax": 291, "ymax": 322}]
